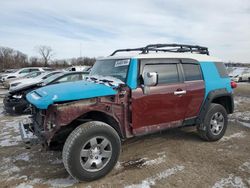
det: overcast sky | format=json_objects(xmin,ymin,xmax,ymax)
[{"xmin": 1, "ymin": 0, "xmax": 250, "ymax": 62}]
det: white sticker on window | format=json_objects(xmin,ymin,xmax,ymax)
[{"xmin": 114, "ymin": 59, "xmax": 130, "ymax": 67}]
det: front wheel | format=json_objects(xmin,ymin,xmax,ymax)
[
  {"xmin": 62, "ymin": 121, "xmax": 121, "ymax": 182},
  {"xmin": 198, "ymin": 103, "xmax": 228, "ymax": 141}
]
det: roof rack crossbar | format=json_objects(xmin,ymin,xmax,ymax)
[
  {"xmin": 110, "ymin": 43, "xmax": 209, "ymax": 56},
  {"xmin": 110, "ymin": 47, "xmax": 145, "ymax": 56}
]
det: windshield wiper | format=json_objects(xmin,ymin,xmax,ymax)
[{"xmin": 99, "ymin": 79, "xmax": 114, "ymax": 86}]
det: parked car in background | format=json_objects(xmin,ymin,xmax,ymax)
[
  {"xmin": 20, "ymin": 44, "xmax": 236, "ymax": 182},
  {"xmin": 230, "ymin": 75, "xmax": 240, "ymax": 82},
  {"xmin": 237, "ymin": 72, "xmax": 250, "ymax": 82},
  {"xmin": 0, "ymin": 69, "xmax": 17, "ymax": 81},
  {"xmin": 9, "ymin": 71, "xmax": 61, "ymax": 91},
  {"xmin": 0, "ymin": 69, "xmax": 17, "ymax": 75},
  {"xmin": 0, "ymin": 67, "xmax": 54, "ymax": 82},
  {"xmin": 4, "ymin": 71, "xmax": 88, "ymax": 114},
  {"xmin": 3, "ymin": 71, "xmax": 44, "ymax": 89}
]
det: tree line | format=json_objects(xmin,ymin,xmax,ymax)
[{"xmin": 0, "ymin": 45, "xmax": 96, "ymax": 71}]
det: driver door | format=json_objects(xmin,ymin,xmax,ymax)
[{"xmin": 131, "ymin": 59, "xmax": 188, "ymax": 135}]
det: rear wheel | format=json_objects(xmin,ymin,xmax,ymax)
[
  {"xmin": 198, "ymin": 103, "xmax": 228, "ymax": 141},
  {"xmin": 62, "ymin": 121, "xmax": 121, "ymax": 182}
]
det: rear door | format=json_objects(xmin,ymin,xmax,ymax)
[
  {"xmin": 131, "ymin": 59, "xmax": 188, "ymax": 135},
  {"xmin": 180, "ymin": 60, "xmax": 205, "ymax": 119}
]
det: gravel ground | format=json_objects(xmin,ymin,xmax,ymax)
[{"xmin": 0, "ymin": 84, "xmax": 249, "ymax": 188}]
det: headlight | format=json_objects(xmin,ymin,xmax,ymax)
[{"xmin": 12, "ymin": 94, "xmax": 23, "ymax": 99}]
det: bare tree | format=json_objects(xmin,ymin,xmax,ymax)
[
  {"xmin": 36, "ymin": 45, "xmax": 54, "ymax": 66},
  {"xmin": 0, "ymin": 46, "xmax": 28, "ymax": 71}
]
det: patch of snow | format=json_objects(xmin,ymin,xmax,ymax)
[
  {"xmin": 15, "ymin": 177, "xmax": 77, "ymax": 188},
  {"xmin": 238, "ymin": 121, "xmax": 250, "ymax": 128},
  {"xmin": 239, "ymin": 161, "xmax": 250, "ymax": 172},
  {"xmin": 0, "ymin": 116, "xmax": 30, "ymax": 147},
  {"xmin": 142, "ymin": 155, "xmax": 166, "ymax": 166},
  {"xmin": 16, "ymin": 183, "xmax": 33, "ymax": 188},
  {"xmin": 233, "ymin": 97, "xmax": 250, "ymax": 110},
  {"xmin": 46, "ymin": 177, "xmax": 78, "ymax": 188},
  {"xmin": 125, "ymin": 165, "xmax": 184, "ymax": 188},
  {"xmin": 1, "ymin": 165, "xmax": 20, "ymax": 176},
  {"xmin": 220, "ymin": 132, "xmax": 245, "ymax": 141},
  {"xmin": 15, "ymin": 153, "xmax": 30, "ymax": 162},
  {"xmin": 50, "ymin": 158, "xmax": 63, "ymax": 165},
  {"xmin": 212, "ymin": 174, "xmax": 247, "ymax": 188},
  {"xmin": 0, "ymin": 135, "xmax": 21, "ymax": 147},
  {"xmin": 156, "ymin": 151, "xmax": 166, "ymax": 156},
  {"xmin": 115, "ymin": 161, "xmax": 123, "ymax": 170}
]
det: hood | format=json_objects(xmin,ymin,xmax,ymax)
[
  {"xmin": 26, "ymin": 80, "xmax": 117, "ymax": 109},
  {"xmin": 9, "ymin": 78, "xmax": 41, "ymax": 91},
  {"xmin": 9, "ymin": 82, "xmax": 40, "ymax": 95}
]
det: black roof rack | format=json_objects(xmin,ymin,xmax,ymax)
[{"xmin": 110, "ymin": 43, "xmax": 209, "ymax": 56}]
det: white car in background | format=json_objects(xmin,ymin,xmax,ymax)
[
  {"xmin": 238, "ymin": 72, "xmax": 250, "ymax": 82},
  {"xmin": 3, "ymin": 71, "xmax": 43, "ymax": 88},
  {"xmin": 0, "ymin": 67, "xmax": 54, "ymax": 82},
  {"xmin": 9, "ymin": 71, "xmax": 61, "ymax": 91}
]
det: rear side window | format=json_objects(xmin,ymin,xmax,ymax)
[
  {"xmin": 29, "ymin": 68, "xmax": 40, "ymax": 72},
  {"xmin": 182, "ymin": 63, "xmax": 202, "ymax": 81},
  {"xmin": 214, "ymin": 62, "xmax": 228, "ymax": 78},
  {"xmin": 143, "ymin": 64, "xmax": 179, "ymax": 84}
]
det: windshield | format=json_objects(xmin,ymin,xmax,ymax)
[{"xmin": 89, "ymin": 59, "xmax": 130, "ymax": 82}]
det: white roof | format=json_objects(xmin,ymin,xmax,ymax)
[{"xmin": 99, "ymin": 52, "xmax": 222, "ymax": 62}]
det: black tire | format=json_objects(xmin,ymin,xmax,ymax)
[
  {"xmin": 239, "ymin": 77, "xmax": 242, "ymax": 82},
  {"xmin": 198, "ymin": 103, "xmax": 228, "ymax": 141},
  {"xmin": 62, "ymin": 121, "xmax": 121, "ymax": 182}
]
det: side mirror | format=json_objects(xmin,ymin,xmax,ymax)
[
  {"xmin": 142, "ymin": 72, "xmax": 158, "ymax": 95},
  {"xmin": 144, "ymin": 72, "xmax": 158, "ymax": 86}
]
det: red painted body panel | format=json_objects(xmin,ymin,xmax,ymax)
[
  {"xmin": 131, "ymin": 83, "xmax": 187, "ymax": 131},
  {"xmin": 183, "ymin": 80, "xmax": 205, "ymax": 119}
]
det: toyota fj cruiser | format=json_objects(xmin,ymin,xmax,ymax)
[{"xmin": 20, "ymin": 44, "xmax": 236, "ymax": 182}]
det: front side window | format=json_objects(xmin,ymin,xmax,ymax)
[
  {"xmin": 90, "ymin": 59, "xmax": 130, "ymax": 82},
  {"xmin": 182, "ymin": 63, "xmax": 202, "ymax": 81},
  {"xmin": 143, "ymin": 64, "xmax": 179, "ymax": 84}
]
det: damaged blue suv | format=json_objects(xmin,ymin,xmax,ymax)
[{"xmin": 20, "ymin": 44, "xmax": 236, "ymax": 182}]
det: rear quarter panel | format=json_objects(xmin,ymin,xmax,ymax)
[{"xmin": 200, "ymin": 61, "xmax": 232, "ymax": 97}]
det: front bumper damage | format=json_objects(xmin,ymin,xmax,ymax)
[{"xmin": 19, "ymin": 118, "xmax": 39, "ymax": 144}]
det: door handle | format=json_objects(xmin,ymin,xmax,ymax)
[{"xmin": 174, "ymin": 90, "xmax": 187, "ymax": 95}]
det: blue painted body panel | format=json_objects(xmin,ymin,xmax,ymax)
[
  {"xmin": 200, "ymin": 61, "xmax": 232, "ymax": 97},
  {"xmin": 26, "ymin": 80, "xmax": 117, "ymax": 109},
  {"xmin": 126, "ymin": 58, "xmax": 138, "ymax": 89}
]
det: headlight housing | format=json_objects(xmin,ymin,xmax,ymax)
[{"xmin": 12, "ymin": 94, "xmax": 23, "ymax": 99}]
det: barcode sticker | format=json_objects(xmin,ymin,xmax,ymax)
[{"xmin": 115, "ymin": 59, "xmax": 130, "ymax": 67}]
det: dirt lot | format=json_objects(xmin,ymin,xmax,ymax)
[{"xmin": 0, "ymin": 84, "xmax": 249, "ymax": 188}]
